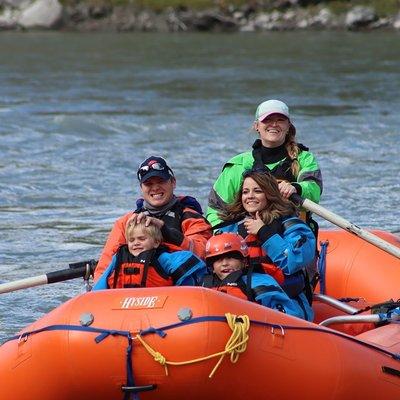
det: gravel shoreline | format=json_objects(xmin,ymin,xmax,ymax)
[{"xmin": 1, "ymin": 0, "xmax": 400, "ymax": 31}]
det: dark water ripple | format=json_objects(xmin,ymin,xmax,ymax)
[{"xmin": 0, "ymin": 31, "xmax": 399, "ymax": 341}]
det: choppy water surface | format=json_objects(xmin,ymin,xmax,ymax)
[{"xmin": 0, "ymin": 31, "xmax": 399, "ymax": 340}]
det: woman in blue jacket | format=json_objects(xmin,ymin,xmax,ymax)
[{"xmin": 215, "ymin": 169, "xmax": 316, "ymax": 321}]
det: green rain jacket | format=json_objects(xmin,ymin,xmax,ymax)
[{"xmin": 206, "ymin": 141, "xmax": 323, "ymax": 227}]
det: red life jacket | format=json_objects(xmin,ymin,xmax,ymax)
[
  {"xmin": 245, "ymin": 233, "xmax": 285, "ymax": 285},
  {"xmin": 108, "ymin": 246, "xmax": 172, "ymax": 289},
  {"xmin": 214, "ymin": 285, "xmax": 248, "ymax": 301}
]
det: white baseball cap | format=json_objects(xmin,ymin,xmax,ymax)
[{"xmin": 255, "ymin": 99, "xmax": 290, "ymax": 122}]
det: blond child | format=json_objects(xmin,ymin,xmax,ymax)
[{"xmin": 93, "ymin": 220, "xmax": 206, "ymax": 289}]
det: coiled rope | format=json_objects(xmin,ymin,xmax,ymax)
[{"xmin": 134, "ymin": 313, "xmax": 250, "ymax": 378}]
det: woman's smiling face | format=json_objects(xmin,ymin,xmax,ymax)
[
  {"xmin": 241, "ymin": 177, "xmax": 267, "ymax": 216},
  {"xmin": 255, "ymin": 113, "xmax": 290, "ymax": 148}
]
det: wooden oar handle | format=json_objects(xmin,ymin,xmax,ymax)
[{"xmin": 289, "ymin": 194, "xmax": 400, "ymax": 259}]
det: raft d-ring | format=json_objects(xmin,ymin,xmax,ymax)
[
  {"xmin": 271, "ymin": 325, "xmax": 285, "ymax": 336},
  {"xmin": 18, "ymin": 334, "xmax": 28, "ymax": 344}
]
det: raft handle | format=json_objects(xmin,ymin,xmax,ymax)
[
  {"xmin": 18, "ymin": 334, "xmax": 28, "ymax": 344},
  {"xmin": 382, "ymin": 366, "xmax": 400, "ymax": 378},
  {"xmin": 271, "ymin": 325, "xmax": 285, "ymax": 336},
  {"xmin": 121, "ymin": 384, "xmax": 157, "ymax": 394}
]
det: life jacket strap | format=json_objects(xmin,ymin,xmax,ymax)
[
  {"xmin": 281, "ymin": 270, "xmax": 306, "ymax": 298},
  {"xmin": 317, "ymin": 240, "xmax": 329, "ymax": 294},
  {"xmin": 113, "ymin": 248, "xmax": 124, "ymax": 289},
  {"xmin": 170, "ymin": 255, "xmax": 200, "ymax": 284},
  {"xmin": 140, "ymin": 249, "xmax": 155, "ymax": 287},
  {"xmin": 252, "ymin": 284, "xmax": 284, "ymax": 298},
  {"xmin": 124, "ymin": 267, "xmax": 141, "ymax": 275}
]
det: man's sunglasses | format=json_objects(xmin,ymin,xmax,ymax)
[{"xmin": 137, "ymin": 162, "xmax": 174, "ymax": 180}]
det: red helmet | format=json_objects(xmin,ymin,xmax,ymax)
[{"xmin": 205, "ymin": 233, "xmax": 249, "ymax": 260}]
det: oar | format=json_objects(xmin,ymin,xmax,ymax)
[
  {"xmin": 290, "ymin": 194, "xmax": 400, "ymax": 259},
  {"xmin": 0, "ymin": 259, "xmax": 97, "ymax": 295}
]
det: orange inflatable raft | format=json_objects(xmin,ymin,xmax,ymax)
[
  {"xmin": 317, "ymin": 229, "xmax": 400, "ymax": 302},
  {"xmin": 1, "ymin": 229, "xmax": 400, "ymax": 400},
  {"xmin": 1, "ymin": 287, "xmax": 400, "ymax": 400}
]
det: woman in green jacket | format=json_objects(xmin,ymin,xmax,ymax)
[{"xmin": 207, "ymin": 99, "xmax": 323, "ymax": 229}]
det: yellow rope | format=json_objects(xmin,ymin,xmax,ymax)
[{"xmin": 134, "ymin": 313, "xmax": 250, "ymax": 378}]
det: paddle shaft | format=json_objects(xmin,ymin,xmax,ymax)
[
  {"xmin": 0, "ymin": 265, "xmax": 92, "ymax": 294},
  {"xmin": 292, "ymin": 194, "xmax": 400, "ymax": 259}
]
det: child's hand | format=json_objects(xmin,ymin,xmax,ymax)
[{"xmin": 243, "ymin": 212, "xmax": 264, "ymax": 235}]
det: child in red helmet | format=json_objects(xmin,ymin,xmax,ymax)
[{"xmin": 203, "ymin": 232, "xmax": 312, "ymax": 320}]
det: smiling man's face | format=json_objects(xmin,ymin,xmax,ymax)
[{"xmin": 140, "ymin": 176, "xmax": 176, "ymax": 208}]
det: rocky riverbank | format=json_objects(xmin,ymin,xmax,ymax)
[{"xmin": 1, "ymin": 0, "xmax": 400, "ymax": 31}]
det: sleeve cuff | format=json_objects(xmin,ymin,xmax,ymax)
[
  {"xmin": 292, "ymin": 183, "xmax": 302, "ymax": 195},
  {"xmin": 257, "ymin": 219, "xmax": 282, "ymax": 243},
  {"xmin": 161, "ymin": 224, "xmax": 184, "ymax": 246}
]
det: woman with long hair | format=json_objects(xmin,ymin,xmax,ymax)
[
  {"xmin": 216, "ymin": 169, "xmax": 315, "ymax": 321},
  {"xmin": 206, "ymin": 99, "xmax": 322, "ymax": 231}
]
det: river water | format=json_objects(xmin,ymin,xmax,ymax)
[{"xmin": 0, "ymin": 31, "xmax": 399, "ymax": 341}]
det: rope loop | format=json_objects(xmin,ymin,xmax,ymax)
[
  {"xmin": 134, "ymin": 313, "xmax": 250, "ymax": 378},
  {"xmin": 209, "ymin": 313, "xmax": 250, "ymax": 377},
  {"xmin": 225, "ymin": 313, "xmax": 250, "ymax": 363}
]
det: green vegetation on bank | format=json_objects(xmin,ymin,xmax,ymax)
[
  {"xmin": 327, "ymin": 0, "xmax": 399, "ymax": 17},
  {"xmin": 60, "ymin": 0, "xmax": 400, "ymax": 18}
]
